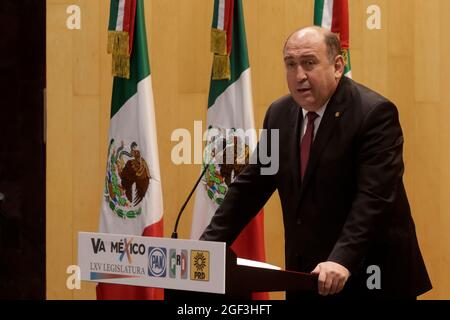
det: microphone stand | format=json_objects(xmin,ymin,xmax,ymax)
[
  {"xmin": 171, "ymin": 163, "xmax": 210, "ymax": 239},
  {"xmin": 166, "ymin": 160, "xmax": 225, "ymax": 302}
]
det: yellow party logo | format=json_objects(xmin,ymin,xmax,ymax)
[{"xmin": 190, "ymin": 250, "xmax": 209, "ymax": 281}]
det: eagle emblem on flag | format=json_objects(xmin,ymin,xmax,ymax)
[
  {"xmin": 202, "ymin": 127, "xmax": 250, "ymax": 206},
  {"xmin": 104, "ymin": 139, "xmax": 150, "ymax": 219}
]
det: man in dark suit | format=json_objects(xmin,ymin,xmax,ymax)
[{"xmin": 200, "ymin": 26, "xmax": 431, "ymax": 299}]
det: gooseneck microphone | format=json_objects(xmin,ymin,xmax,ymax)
[{"xmin": 171, "ymin": 163, "xmax": 210, "ymax": 239}]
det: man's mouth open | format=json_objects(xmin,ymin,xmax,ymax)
[{"xmin": 297, "ymin": 87, "xmax": 311, "ymax": 93}]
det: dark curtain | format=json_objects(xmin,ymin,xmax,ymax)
[{"xmin": 0, "ymin": 0, "xmax": 46, "ymax": 299}]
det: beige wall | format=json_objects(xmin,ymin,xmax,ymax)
[{"xmin": 46, "ymin": 0, "xmax": 450, "ymax": 299}]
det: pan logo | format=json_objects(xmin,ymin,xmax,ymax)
[
  {"xmin": 148, "ymin": 247, "xmax": 166, "ymax": 277},
  {"xmin": 190, "ymin": 250, "xmax": 209, "ymax": 281},
  {"xmin": 169, "ymin": 249, "xmax": 188, "ymax": 279}
]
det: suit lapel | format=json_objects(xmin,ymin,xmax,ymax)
[
  {"xmin": 298, "ymin": 77, "xmax": 350, "ymax": 201},
  {"xmin": 290, "ymin": 99, "xmax": 304, "ymax": 189}
]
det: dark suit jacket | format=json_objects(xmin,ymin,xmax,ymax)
[{"xmin": 200, "ymin": 76, "xmax": 432, "ymax": 299}]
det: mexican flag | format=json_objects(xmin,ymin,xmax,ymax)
[
  {"xmin": 314, "ymin": 0, "xmax": 352, "ymax": 77},
  {"xmin": 97, "ymin": 0, "xmax": 164, "ymax": 300},
  {"xmin": 190, "ymin": 0, "xmax": 268, "ymax": 300}
]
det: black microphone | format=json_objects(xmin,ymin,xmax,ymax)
[{"xmin": 171, "ymin": 163, "xmax": 210, "ymax": 239}]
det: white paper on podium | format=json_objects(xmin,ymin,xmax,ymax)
[{"xmin": 236, "ymin": 258, "xmax": 281, "ymax": 270}]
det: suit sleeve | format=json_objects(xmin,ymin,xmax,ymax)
[
  {"xmin": 327, "ymin": 101, "xmax": 405, "ymax": 274},
  {"xmin": 200, "ymin": 107, "xmax": 277, "ymax": 245}
]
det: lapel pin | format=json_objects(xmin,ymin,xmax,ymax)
[{"xmin": 335, "ymin": 112, "xmax": 341, "ymax": 118}]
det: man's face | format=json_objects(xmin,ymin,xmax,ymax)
[{"xmin": 284, "ymin": 30, "xmax": 343, "ymax": 111}]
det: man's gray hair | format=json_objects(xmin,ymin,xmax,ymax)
[{"xmin": 323, "ymin": 30, "xmax": 342, "ymax": 63}]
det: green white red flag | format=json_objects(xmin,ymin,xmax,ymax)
[
  {"xmin": 190, "ymin": 0, "xmax": 268, "ymax": 300},
  {"xmin": 98, "ymin": 0, "xmax": 164, "ymax": 300},
  {"xmin": 314, "ymin": 0, "xmax": 352, "ymax": 77}
]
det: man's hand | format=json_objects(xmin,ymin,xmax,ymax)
[{"xmin": 311, "ymin": 261, "xmax": 350, "ymax": 296}]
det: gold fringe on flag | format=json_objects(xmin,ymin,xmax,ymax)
[
  {"xmin": 342, "ymin": 48, "xmax": 349, "ymax": 66},
  {"xmin": 107, "ymin": 31, "xmax": 129, "ymax": 55},
  {"xmin": 211, "ymin": 28, "xmax": 230, "ymax": 80},
  {"xmin": 111, "ymin": 54, "xmax": 130, "ymax": 79},
  {"xmin": 108, "ymin": 31, "xmax": 131, "ymax": 79},
  {"xmin": 211, "ymin": 28, "xmax": 227, "ymax": 55},
  {"xmin": 212, "ymin": 54, "xmax": 230, "ymax": 80}
]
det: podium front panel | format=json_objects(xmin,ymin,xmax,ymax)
[{"xmin": 78, "ymin": 232, "xmax": 227, "ymax": 294}]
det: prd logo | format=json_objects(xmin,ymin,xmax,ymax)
[
  {"xmin": 148, "ymin": 247, "xmax": 166, "ymax": 277},
  {"xmin": 190, "ymin": 250, "xmax": 209, "ymax": 281},
  {"xmin": 169, "ymin": 249, "xmax": 188, "ymax": 279}
]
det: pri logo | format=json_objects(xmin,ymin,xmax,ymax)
[
  {"xmin": 169, "ymin": 249, "xmax": 188, "ymax": 279},
  {"xmin": 190, "ymin": 250, "xmax": 209, "ymax": 281},
  {"xmin": 148, "ymin": 247, "xmax": 167, "ymax": 277}
]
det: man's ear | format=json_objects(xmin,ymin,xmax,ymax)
[{"xmin": 334, "ymin": 55, "xmax": 345, "ymax": 78}]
